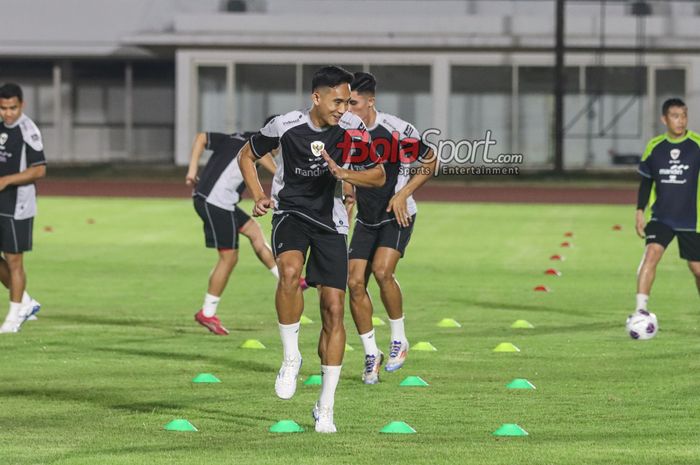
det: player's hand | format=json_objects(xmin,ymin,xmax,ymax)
[
  {"xmin": 185, "ymin": 169, "xmax": 198, "ymax": 187},
  {"xmin": 320, "ymin": 150, "xmax": 348, "ymax": 180},
  {"xmin": 387, "ymin": 192, "xmax": 411, "ymax": 227},
  {"xmin": 635, "ymin": 209, "xmax": 646, "ymax": 239},
  {"xmin": 253, "ymin": 197, "xmax": 273, "ymax": 217}
]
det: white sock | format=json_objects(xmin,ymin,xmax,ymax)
[
  {"xmin": 319, "ymin": 365, "xmax": 342, "ymax": 410},
  {"xmin": 636, "ymin": 293, "xmax": 649, "ymax": 311},
  {"xmin": 202, "ymin": 293, "xmax": 220, "ymax": 318},
  {"xmin": 269, "ymin": 265, "xmax": 279, "ymax": 279},
  {"xmin": 359, "ymin": 329, "xmax": 379, "ymax": 356},
  {"xmin": 8, "ymin": 301, "xmax": 21, "ymax": 319},
  {"xmin": 21, "ymin": 291, "xmax": 31, "ymax": 305},
  {"xmin": 389, "ymin": 316, "xmax": 406, "ymax": 342},
  {"xmin": 279, "ymin": 321, "xmax": 301, "ymax": 360}
]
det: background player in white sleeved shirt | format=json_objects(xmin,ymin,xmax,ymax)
[
  {"xmin": 185, "ymin": 121, "xmax": 279, "ymax": 336},
  {"xmin": 0, "ymin": 83, "xmax": 46, "ymax": 333},
  {"xmin": 238, "ymin": 66, "xmax": 385, "ymax": 433},
  {"xmin": 345, "ymin": 72, "xmax": 437, "ymax": 383}
]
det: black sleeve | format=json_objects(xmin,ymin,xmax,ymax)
[
  {"xmin": 26, "ymin": 145, "xmax": 46, "ymax": 166},
  {"xmin": 249, "ymin": 133, "xmax": 279, "ymax": 159},
  {"xmin": 637, "ymin": 176, "xmax": 653, "ymax": 210},
  {"xmin": 206, "ymin": 132, "xmax": 227, "ymax": 152}
]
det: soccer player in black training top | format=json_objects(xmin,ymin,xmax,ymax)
[
  {"xmin": 186, "ymin": 122, "xmax": 278, "ymax": 335},
  {"xmin": 345, "ymin": 72, "xmax": 436, "ymax": 383},
  {"xmin": 634, "ymin": 98, "xmax": 700, "ymax": 319},
  {"xmin": 238, "ymin": 66, "xmax": 385, "ymax": 433},
  {"xmin": 0, "ymin": 83, "xmax": 46, "ymax": 334}
]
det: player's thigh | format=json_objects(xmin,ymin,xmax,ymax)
[
  {"xmin": 348, "ymin": 258, "xmax": 370, "ymax": 291},
  {"xmin": 306, "ymin": 230, "xmax": 348, "ymax": 291},
  {"xmin": 234, "ymin": 206, "xmax": 255, "ymax": 238},
  {"xmin": 643, "ymin": 221, "xmax": 673, "ymax": 264},
  {"xmin": 376, "ymin": 215, "xmax": 416, "ymax": 259},
  {"xmin": 676, "ymin": 231, "xmax": 700, "ymax": 262}
]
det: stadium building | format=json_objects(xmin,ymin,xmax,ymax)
[{"xmin": 2, "ymin": 0, "xmax": 699, "ymax": 169}]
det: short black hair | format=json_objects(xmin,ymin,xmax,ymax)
[
  {"xmin": 662, "ymin": 98, "xmax": 686, "ymax": 116},
  {"xmin": 311, "ymin": 66, "xmax": 353, "ymax": 92},
  {"xmin": 0, "ymin": 83, "xmax": 23, "ymax": 102},
  {"xmin": 263, "ymin": 114, "xmax": 279, "ymax": 127},
  {"xmin": 351, "ymin": 72, "xmax": 377, "ymax": 95}
]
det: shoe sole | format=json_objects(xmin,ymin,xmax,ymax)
[{"xmin": 194, "ymin": 316, "xmax": 229, "ymax": 335}]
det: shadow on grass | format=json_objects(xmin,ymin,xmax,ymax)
[{"xmin": 94, "ymin": 346, "xmax": 273, "ymax": 374}]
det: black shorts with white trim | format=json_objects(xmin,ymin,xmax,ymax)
[
  {"xmin": 349, "ymin": 215, "xmax": 416, "ymax": 261},
  {"xmin": 0, "ymin": 216, "xmax": 33, "ymax": 254}
]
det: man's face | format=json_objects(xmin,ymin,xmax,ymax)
[
  {"xmin": 662, "ymin": 105, "xmax": 688, "ymax": 138},
  {"xmin": 0, "ymin": 97, "xmax": 23, "ymax": 126},
  {"xmin": 348, "ymin": 91, "xmax": 375, "ymax": 124},
  {"xmin": 312, "ymin": 84, "xmax": 351, "ymax": 126}
]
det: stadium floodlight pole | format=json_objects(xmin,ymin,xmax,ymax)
[{"xmin": 553, "ymin": 0, "xmax": 565, "ymax": 173}]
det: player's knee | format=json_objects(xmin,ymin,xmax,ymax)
[
  {"xmin": 688, "ymin": 262, "xmax": 700, "ymax": 279},
  {"xmin": 347, "ymin": 275, "xmax": 367, "ymax": 298},
  {"xmin": 279, "ymin": 265, "xmax": 301, "ymax": 288},
  {"xmin": 4, "ymin": 255, "xmax": 23, "ymax": 271},
  {"xmin": 372, "ymin": 266, "xmax": 394, "ymax": 286}
]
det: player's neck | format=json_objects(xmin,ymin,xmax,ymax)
[
  {"xmin": 308, "ymin": 108, "xmax": 329, "ymax": 130},
  {"xmin": 365, "ymin": 108, "xmax": 378, "ymax": 129},
  {"xmin": 666, "ymin": 129, "xmax": 688, "ymax": 141}
]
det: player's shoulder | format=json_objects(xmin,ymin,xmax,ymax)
[
  {"xmin": 339, "ymin": 111, "xmax": 367, "ymax": 132},
  {"xmin": 18, "ymin": 114, "xmax": 43, "ymax": 151},
  {"xmin": 276, "ymin": 110, "xmax": 307, "ymax": 132},
  {"xmin": 376, "ymin": 111, "xmax": 419, "ymax": 138},
  {"xmin": 685, "ymin": 130, "xmax": 700, "ymax": 148}
]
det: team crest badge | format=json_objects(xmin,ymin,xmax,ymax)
[
  {"xmin": 0, "ymin": 133, "xmax": 7, "ymax": 146},
  {"xmin": 310, "ymin": 141, "xmax": 325, "ymax": 157},
  {"xmin": 670, "ymin": 149, "xmax": 680, "ymax": 160}
]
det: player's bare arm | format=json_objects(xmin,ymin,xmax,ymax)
[
  {"xmin": 387, "ymin": 149, "xmax": 437, "ymax": 227},
  {"xmin": 238, "ymin": 142, "xmax": 272, "ymax": 216},
  {"xmin": 186, "ymin": 132, "xmax": 207, "ymax": 186},
  {"xmin": 256, "ymin": 152, "xmax": 277, "ymax": 176},
  {"xmin": 320, "ymin": 149, "xmax": 385, "ymax": 187},
  {"xmin": 342, "ymin": 181, "xmax": 355, "ymax": 220},
  {"xmin": 0, "ymin": 165, "xmax": 46, "ymax": 192}
]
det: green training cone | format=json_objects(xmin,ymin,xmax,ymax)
[
  {"xmin": 300, "ymin": 315, "xmax": 314, "ymax": 325},
  {"xmin": 240, "ymin": 339, "xmax": 266, "ymax": 349},
  {"xmin": 269, "ymin": 420, "xmax": 304, "ymax": 433},
  {"xmin": 380, "ymin": 421, "xmax": 417, "ymax": 434},
  {"xmin": 304, "ymin": 374, "xmax": 322, "ymax": 386},
  {"xmin": 493, "ymin": 342, "xmax": 520, "ymax": 353},
  {"xmin": 412, "ymin": 341, "xmax": 437, "ymax": 351},
  {"xmin": 400, "ymin": 376, "xmax": 429, "ymax": 387},
  {"xmin": 345, "ymin": 343, "xmax": 355, "ymax": 352},
  {"xmin": 506, "ymin": 378, "xmax": 536, "ymax": 390},
  {"xmin": 437, "ymin": 318, "xmax": 462, "ymax": 328},
  {"xmin": 164, "ymin": 419, "xmax": 198, "ymax": 432},
  {"xmin": 511, "ymin": 320, "xmax": 535, "ymax": 329},
  {"xmin": 492, "ymin": 423, "xmax": 528, "ymax": 437},
  {"xmin": 192, "ymin": 373, "xmax": 221, "ymax": 383},
  {"xmin": 372, "ymin": 316, "xmax": 386, "ymax": 326}
]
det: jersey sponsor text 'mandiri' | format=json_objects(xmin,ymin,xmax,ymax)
[
  {"xmin": 0, "ymin": 114, "xmax": 46, "ymax": 219},
  {"xmin": 250, "ymin": 109, "xmax": 374, "ymax": 234},
  {"xmin": 639, "ymin": 130, "xmax": 700, "ymax": 231}
]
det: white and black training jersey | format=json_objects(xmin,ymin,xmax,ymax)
[
  {"xmin": 250, "ymin": 109, "xmax": 375, "ymax": 235},
  {"xmin": 0, "ymin": 114, "xmax": 46, "ymax": 220},
  {"xmin": 194, "ymin": 132, "xmax": 251, "ymax": 211},
  {"xmin": 355, "ymin": 111, "xmax": 431, "ymax": 227}
]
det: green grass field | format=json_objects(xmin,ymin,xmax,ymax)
[{"xmin": 2, "ymin": 197, "xmax": 700, "ymax": 465}]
